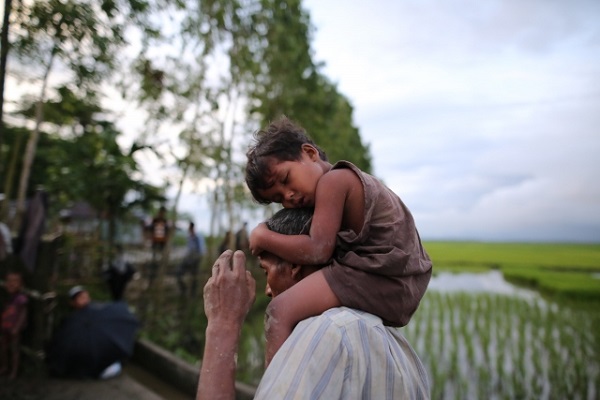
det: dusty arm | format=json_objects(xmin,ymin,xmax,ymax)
[{"xmin": 196, "ymin": 250, "xmax": 256, "ymax": 400}]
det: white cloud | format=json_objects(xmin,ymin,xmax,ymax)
[{"xmin": 303, "ymin": 0, "xmax": 600, "ymax": 242}]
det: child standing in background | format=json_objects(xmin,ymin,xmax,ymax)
[
  {"xmin": 1, "ymin": 271, "xmax": 28, "ymax": 380},
  {"xmin": 246, "ymin": 116, "xmax": 433, "ymax": 364}
]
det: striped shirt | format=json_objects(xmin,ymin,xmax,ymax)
[{"xmin": 254, "ymin": 307, "xmax": 430, "ymax": 400}]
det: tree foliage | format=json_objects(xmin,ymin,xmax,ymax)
[
  {"xmin": 3, "ymin": 0, "xmax": 372, "ymax": 230},
  {"xmin": 248, "ymin": 0, "xmax": 372, "ymax": 172},
  {"xmin": 2, "ymin": 87, "xmax": 164, "ymax": 225},
  {"xmin": 4, "ymin": 0, "xmax": 154, "ymax": 225},
  {"xmin": 10, "ymin": 0, "xmax": 152, "ymax": 87},
  {"xmin": 0, "ymin": 0, "xmax": 14, "ymax": 159},
  {"xmin": 122, "ymin": 0, "xmax": 372, "ymax": 236}
]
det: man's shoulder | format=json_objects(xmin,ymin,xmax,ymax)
[{"xmin": 262, "ymin": 309, "xmax": 367, "ymax": 386}]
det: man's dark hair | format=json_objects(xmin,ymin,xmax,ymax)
[
  {"xmin": 265, "ymin": 208, "xmax": 313, "ymax": 236},
  {"xmin": 245, "ymin": 116, "xmax": 327, "ymax": 204}
]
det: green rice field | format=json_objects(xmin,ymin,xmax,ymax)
[
  {"xmin": 403, "ymin": 290, "xmax": 599, "ymax": 400},
  {"xmin": 408, "ymin": 242, "xmax": 600, "ymax": 399},
  {"xmin": 424, "ymin": 241, "xmax": 600, "ymax": 303}
]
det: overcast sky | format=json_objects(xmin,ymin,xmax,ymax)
[
  {"xmin": 6, "ymin": 2, "xmax": 598, "ymax": 242},
  {"xmin": 298, "ymin": 0, "xmax": 600, "ymax": 242}
]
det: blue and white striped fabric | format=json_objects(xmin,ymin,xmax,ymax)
[{"xmin": 255, "ymin": 307, "xmax": 430, "ymax": 399}]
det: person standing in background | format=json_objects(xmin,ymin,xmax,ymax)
[
  {"xmin": 176, "ymin": 222, "xmax": 206, "ymax": 297},
  {"xmin": 218, "ymin": 230, "xmax": 233, "ymax": 254},
  {"xmin": 235, "ymin": 222, "xmax": 250, "ymax": 253},
  {"xmin": 149, "ymin": 206, "xmax": 170, "ymax": 252},
  {"xmin": 147, "ymin": 206, "xmax": 170, "ymax": 284}
]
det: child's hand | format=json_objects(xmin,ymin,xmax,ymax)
[{"xmin": 249, "ymin": 223, "xmax": 268, "ymax": 256}]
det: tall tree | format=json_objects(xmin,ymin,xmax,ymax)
[
  {"xmin": 5, "ymin": 86, "xmax": 164, "ymax": 231},
  {"xmin": 0, "ymin": 0, "xmax": 13, "ymax": 165},
  {"xmin": 125, "ymin": 0, "xmax": 371, "ymax": 235},
  {"xmin": 126, "ymin": 0, "xmax": 262, "ymax": 238},
  {"xmin": 6, "ymin": 0, "xmax": 153, "ymax": 228},
  {"xmin": 248, "ymin": 0, "xmax": 372, "ymax": 172}
]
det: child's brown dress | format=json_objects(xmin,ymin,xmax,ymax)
[{"xmin": 322, "ymin": 161, "xmax": 433, "ymax": 326}]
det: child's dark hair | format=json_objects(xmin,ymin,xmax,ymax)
[{"xmin": 245, "ymin": 116, "xmax": 327, "ymax": 204}]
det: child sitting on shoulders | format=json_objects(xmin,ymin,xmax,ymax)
[{"xmin": 246, "ymin": 116, "xmax": 433, "ymax": 364}]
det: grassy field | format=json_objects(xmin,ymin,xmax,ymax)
[
  {"xmin": 403, "ymin": 291, "xmax": 599, "ymax": 400},
  {"xmin": 423, "ymin": 241, "xmax": 600, "ymax": 303},
  {"xmin": 411, "ymin": 242, "xmax": 600, "ymax": 399}
]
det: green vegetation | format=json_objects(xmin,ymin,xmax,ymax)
[
  {"xmin": 2, "ymin": 0, "xmax": 372, "ymax": 234},
  {"xmin": 403, "ymin": 291, "xmax": 599, "ymax": 400},
  {"xmin": 424, "ymin": 241, "xmax": 600, "ymax": 303}
]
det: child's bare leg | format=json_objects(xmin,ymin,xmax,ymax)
[
  {"xmin": 264, "ymin": 270, "xmax": 340, "ymax": 366},
  {"xmin": 264, "ymin": 301, "xmax": 291, "ymax": 366}
]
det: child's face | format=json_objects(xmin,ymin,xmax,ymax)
[
  {"xmin": 258, "ymin": 146, "xmax": 324, "ymax": 208},
  {"xmin": 5, "ymin": 274, "xmax": 23, "ymax": 294}
]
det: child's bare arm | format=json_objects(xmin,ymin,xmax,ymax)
[
  {"xmin": 249, "ymin": 223, "xmax": 270, "ymax": 256},
  {"xmin": 252, "ymin": 169, "xmax": 363, "ymax": 265},
  {"xmin": 264, "ymin": 269, "xmax": 340, "ymax": 365}
]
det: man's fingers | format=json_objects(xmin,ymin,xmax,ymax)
[
  {"xmin": 231, "ymin": 250, "xmax": 246, "ymax": 276},
  {"xmin": 203, "ymin": 250, "xmax": 255, "ymax": 324},
  {"xmin": 212, "ymin": 250, "xmax": 234, "ymax": 277},
  {"xmin": 211, "ymin": 262, "xmax": 219, "ymax": 277}
]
